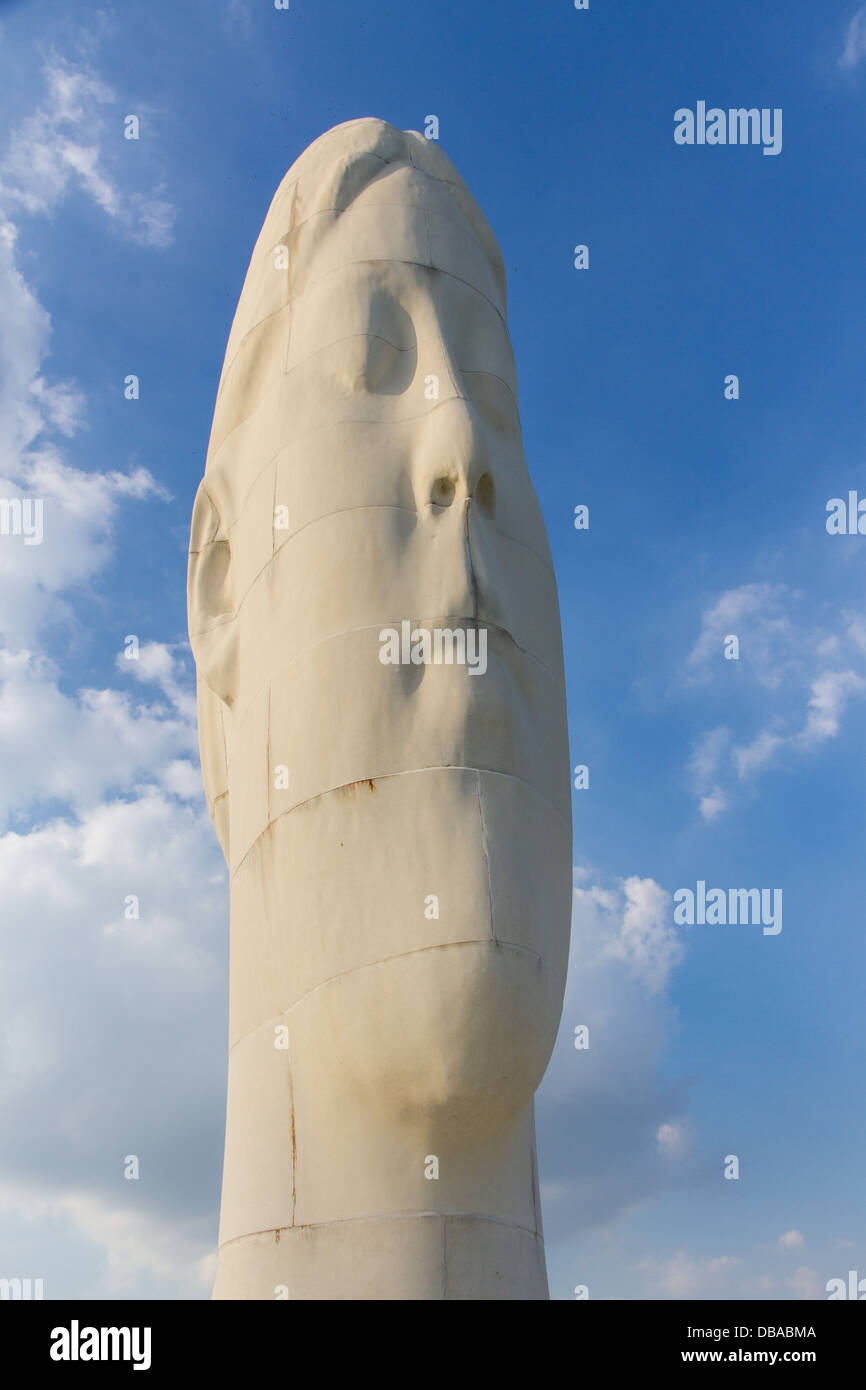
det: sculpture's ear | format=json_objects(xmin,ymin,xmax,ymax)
[{"xmin": 187, "ymin": 481, "xmax": 238, "ymax": 709}]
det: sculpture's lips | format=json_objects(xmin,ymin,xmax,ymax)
[
  {"xmin": 388, "ymin": 617, "xmax": 519, "ymax": 649},
  {"xmin": 383, "ymin": 616, "xmax": 547, "ymax": 679},
  {"xmin": 378, "ymin": 617, "xmax": 509, "ymax": 680}
]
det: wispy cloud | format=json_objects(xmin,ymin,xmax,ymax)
[
  {"xmin": 686, "ymin": 583, "xmax": 797, "ymax": 689},
  {"xmin": 0, "ymin": 58, "xmax": 175, "ymax": 246},
  {"xmin": 224, "ymin": 0, "xmax": 252, "ymax": 38},
  {"xmin": 0, "ymin": 53, "xmax": 175, "ymax": 643},
  {"xmin": 839, "ymin": 6, "xmax": 866, "ymax": 70},
  {"xmin": 686, "ymin": 587, "xmax": 866, "ymax": 818}
]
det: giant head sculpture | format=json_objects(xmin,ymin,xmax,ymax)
[{"xmin": 188, "ymin": 118, "xmax": 571, "ymax": 1300}]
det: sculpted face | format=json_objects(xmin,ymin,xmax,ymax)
[{"xmin": 189, "ymin": 120, "xmax": 572, "ymax": 1298}]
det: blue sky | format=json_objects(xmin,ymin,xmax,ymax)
[{"xmin": 0, "ymin": 0, "xmax": 864, "ymax": 1299}]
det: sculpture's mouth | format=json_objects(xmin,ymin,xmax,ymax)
[{"xmin": 376, "ymin": 616, "xmax": 532, "ymax": 683}]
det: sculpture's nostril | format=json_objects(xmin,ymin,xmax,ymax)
[
  {"xmin": 432, "ymin": 476, "xmax": 456, "ymax": 507},
  {"xmin": 475, "ymin": 472, "xmax": 495, "ymax": 519}
]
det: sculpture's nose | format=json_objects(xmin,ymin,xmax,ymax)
[
  {"xmin": 412, "ymin": 382, "xmax": 497, "ymax": 621},
  {"xmin": 413, "ymin": 328, "xmax": 497, "ymax": 502}
]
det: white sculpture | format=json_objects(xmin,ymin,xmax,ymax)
[{"xmin": 188, "ymin": 118, "xmax": 572, "ymax": 1300}]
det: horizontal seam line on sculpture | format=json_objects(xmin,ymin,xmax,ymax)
[
  {"xmin": 211, "ymin": 397, "xmax": 532, "ymax": 547},
  {"xmin": 213, "ymin": 365, "xmax": 522, "ymax": 505},
  {"xmin": 288, "ymin": 200, "xmax": 497, "ymax": 266},
  {"xmin": 285, "ymin": 158, "xmax": 471, "ymax": 204},
  {"xmin": 222, "ymin": 620, "xmax": 558, "ymax": 735},
  {"xmin": 192, "ymin": 500, "xmax": 553, "ymax": 587},
  {"xmin": 214, "ymin": 347, "xmax": 516, "ymax": 447},
  {"xmin": 231, "ymin": 767, "xmax": 569, "ymax": 875},
  {"xmin": 218, "ymin": 1212, "xmax": 543, "ymax": 1246},
  {"xmin": 223, "ymin": 615, "xmax": 558, "ymax": 725},
  {"xmin": 221, "ymin": 325, "xmax": 515, "ymax": 397},
  {"xmin": 262, "ymin": 505, "xmax": 553, "ymax": 582},
  {"xmin": 223, "ymin": 198, "xmax": 496, "ymax": 367},
  {"xmin": 220, "ymin": 532, "xmax": 557, "ymax": 639},
  {"xmin": 220, "ymin": 163, "xmax": 486, "ymax": 362},
  {"xmin": 210, "ymin": 267, "xmax": 508, "ymax": 437},
  {"xmin": 266, "ymin": 157, "xmax": 471, "ymax": 219},
  {"xmin": 292, "ymin": 262, "xmax": 506, "ymax": 327},
  {"xmin": 246, "ymin": 939, "xmax": 546, "ymax": 1040},
  {"xmin": 260, "ymin": 338, "xmax": 518, "ymax": 408}
]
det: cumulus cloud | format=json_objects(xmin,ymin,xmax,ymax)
[
  {"xmin": 0, "ymin": 455, "xmax": 170, "ymax": 645},
  {"xmin": 0, "ymin": 646, "xmax": 197, "ymax": 820},
  {"xmin": 0, "ymin": 46, "xmax": 204, "ymax": 1296},
  {"xmin": 0, "ymin": 789, "xmax": 226, "ymax": 1296},
  {"xmin": 639, "ymin": 1250, "xmax": 740, "ymax": 1298},
  {"xmin": 0, "ymin": 1182, "xmax": 216, "ymax": 1298},
  {"xmin": 778, "ymin": 1229, "xmax": 805, "ymax": 1249},
  {"xmin": 606, "ymin": 874, "xmax": 683, "ymax": 995},
  {"xmin": 538, "ymin": 871, "xmax": 700, "ymax": 1246},
  {"xmin": 786, "ymin": 1266, "xmax": 823, "ymax": 1299}
]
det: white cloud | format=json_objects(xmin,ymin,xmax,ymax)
[
  {"xmin": 698, "ymin": 790, "xmax": 727, "ymax": 821},
  {"xmin": 608, "ymin": 875, "xmax": 683, "ymax": 995},
  {"xmin": 0, "ymin": 453, "xmax": 170, "ymax": 645},
  {"xmin": 733, "ymin": 727, "xmax": 785, "ymax": 780},
  {"xmin": 799, "ymin": 670, "xmax": 866, "ymax": 743},
  {"xmin": 0, "ymin": 59, "xmax": 175, "ymax": 247},
  {"xmin": 639, "ymin": 1250, "xmax": 740, "ymax": 1298},
  {"xmin": 0, "ymin": 62, "xmax": 175, "ymax": 647},
  {"xmin": 0, "ymin": 646, "xmax": 197, "ymax": 819},
  {"xmin": 839, "ymin": 7, "xmax": 866, "ymax": 70},
  {"xmin": 224, "ymin": 0, "xmax": 253, "ymax": 37},
  {"xmin": 688, "ymin": 728, "xmax": 732, "ymax": 821},
  {"xmin": 656, "ymin": 1121, "xmax": 692, "ymax": 1159},
  {"xmin": 686, "ymin": 584, "xmax": 795, "ymax": 688},
  {"xmin": 778, "ymin": 1229, "xmax": 805, "ymax": 1250},
  {"xmin": 686, "ymin": 588, "xmax": 866, "ymax": 817},
  {"xmin": 0, "ymin": 1181, "xmax": 216, "ymax": 1297},
  {"xmin": 538, "ymin": 871, "xmax": 698, "ymax": 1244},
  {"xmin": 0, "ymin": 787, "xmax": 226, "ymax": 1296},
  {"xmin": 117, "ymin": 639, "xmax": 195, "ymax": 722},
  {"xmin": 786, "ymin": 1266, "xmax": 823, "ymax": 1299},
  {"xmin": 0, "ymin": 47, "xmax": 210, "ymax": 1297}
]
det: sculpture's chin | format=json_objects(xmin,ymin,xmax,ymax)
[{"xmin": 300, "ymin": 939, "xmax": 565, "ymax": 1133}]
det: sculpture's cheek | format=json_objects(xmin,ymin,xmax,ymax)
[{"xmin": 227, "ymin": 499, "xmax": 563, "ymax": 721}]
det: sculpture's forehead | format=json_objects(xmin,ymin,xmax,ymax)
[
  {"xmin": 288, "ymin": 163, "xmax": 506, "ymax": 317},
  {"xmin": 204, "ymin": 130, "xmax": 512, "ymax": 520}
]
